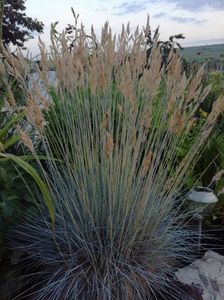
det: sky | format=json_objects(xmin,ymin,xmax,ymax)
[{"xmin": 25, "ymin": 0, "xmax": 224, "ymax": 56}]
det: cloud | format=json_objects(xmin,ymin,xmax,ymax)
[
  {"xmin": 152, "ymin": 12, "xmax": 205, "ymax": 25},
  {"xmin": 94, "ymin": 7, "xmax": 108, "ymax": 12},
  {"xmin": 170, "ymin": 16, "xmax": 205, "ymax": 24},
  {"xmin": 108, "ymin": 0, "xmax": 224, "ymax": 17},
  {"xmin": 153, "ymin": 12, "xmax": 167, "ymax": 18},
  {"xmin": 161, "ymin": 0, "xmax": 224, "ymax": 11},
  {"xmin": 113, "ymin": 1, "xmax": 147, "ymax": 15}
]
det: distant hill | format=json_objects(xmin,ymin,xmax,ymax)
[{"xmin": 181, "ymin": 44, "xmax": 224, "ymax": 63}]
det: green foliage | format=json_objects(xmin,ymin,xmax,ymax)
[
  {"xmin": 202, "ymin": 72, "xmax": 224, "ymax": 112},
  {"xmin": 0, "ymin": 159, "xmax": 35, "ymax": 238},
  {"xmin": 0, "ymin": 81, "xmax": 55, "ymax": 252},
  {"xmin": 177, "ymin": 71, "xmax": 224, "ymax": 223},
  {"xmin": 0, "ymin": 103, "xmax": 30, "ymax": 271},
  {"xmin": 0, "ymin": 153, "xmax": 55, "ymax": 225}
]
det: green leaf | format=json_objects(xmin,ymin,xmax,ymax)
[
  {"xmin": 0, "ymin": 153, "xmax": 55, "ymax": 225},
  {"xmin": 3, "ymin": 134, "xmax": 20, "ymax": 150},
  {"xmin": 0, "ymin": 111, "xmax": 25, "ymax": 140}
]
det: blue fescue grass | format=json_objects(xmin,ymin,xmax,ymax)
[
  {"xmin": 10, "ymin": 173, "xmax": 196, "ymax": 299},
  {"xmin": 6, "ymin": 17, "xmax": 224, "ymax": 299}
]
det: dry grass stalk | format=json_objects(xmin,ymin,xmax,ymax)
[
  {"xmin": 101, "ymin": 112, "xmax": 109, "ymax": 130},
  {"xmin": 140, "ymin": 45, "xmax": 162, "ymax": 97},
  {"xmin": 140, "ymin": 106, "xmax": 152, "ymax": 132},
  {"xmin": 211, "ymin": 170, "xmax": 224, "ymax": 184},
  {"xmin": 2, "ymin": 46, "xmax": 29, "ymax": 87},
  {"xmin": 6, "ymin": 86, "xmax": 17, "ymax": 108},
  {"xmin": 25, "ymin": 93, "xmax": 45, "ymax": 133},
  {"xmin": 206, "ymin": 95, "xmax": 224, "ymax": 125},
  {"xmin": 16, "ymin": 125, "xmax": 34, "ymax": 152},
  {"xmin": 168, "ymin": 109, "xmax": 185, "ymax": 134},
  {"xmin": 104, "ymin": 131, "xmax": 114, "ymax": 156},
  {"xmin": 141, "ymin": 151, "xmax": 153, "ymax": 176},
  {"xmin": 166, "ymin": 51, "xmax": 183, "ymax": 92},
  {"xmin": 186, "ymin": 65, "xmax": 204, "ymax": 104}
]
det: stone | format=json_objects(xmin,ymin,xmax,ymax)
[
  {"xmin": 175, "ymin": 251, "xmax": 224, "ymax": 300},
  {"xmin": 28, "ymin": 71, "xmax": 57, "ymax": 102}
]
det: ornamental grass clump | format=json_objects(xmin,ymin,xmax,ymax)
[{"xmin": 6, "ymin": 16, "xmax": 224, "ymax": 299}]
